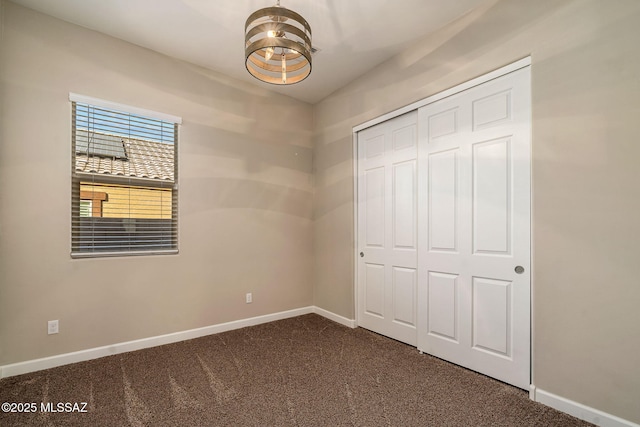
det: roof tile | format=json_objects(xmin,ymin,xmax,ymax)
[{"xmin": 75, "ymin": 134, "xmax": 174, "ymax": 181}]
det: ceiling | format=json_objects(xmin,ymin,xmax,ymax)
[{"xmin": 10, "ymin": 0, "xmax": 489, "ymax": 104}]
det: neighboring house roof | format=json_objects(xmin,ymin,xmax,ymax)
[{"xmin": 75, "ymin": 130, "xmax": 174, "ymax": 181}]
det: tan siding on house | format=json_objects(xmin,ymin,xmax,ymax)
[{"xmin": 80, "ymin": 183, "xmax": 172, "ymax": 219}]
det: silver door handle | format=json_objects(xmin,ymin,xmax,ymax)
[
  {"xmin": 515, "ymin": 266, "xmax": 525, "ymax": 274},
  {"xmin": 360, "ymin": 252, "xmax": 364, "ymax": 258}
]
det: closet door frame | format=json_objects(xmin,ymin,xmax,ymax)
[{"xmin": 352, "ymin": 57, "xmax": 533, "ymax": 391}]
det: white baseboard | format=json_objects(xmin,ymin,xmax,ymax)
[
  {"xmin": 0, "ymin": 306, "xmax": 320, "ymax": 379},
  {"xmin": 529, "ymin": 384, "xmax": 536, "ymax": 400},
  {"xmin": 532, "ymin": 386, "xmax": 639, "ymax": 427},
  {"xmin": 313, "ymin": 306, "xmax": 356, "ymax": 328}
]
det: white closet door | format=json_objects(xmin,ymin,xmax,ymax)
[
  {"xmin": 357, "ymin": 111, "xmax": 418, "ymax": 346},
  {"xmin": 417, "ymin": 67, "xmax": 531, "ymax": 389}
]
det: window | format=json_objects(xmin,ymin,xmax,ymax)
[
  {"xmin": 70, "ymin": 94, "xmax": 181, "ymax": 257},
  {"xmin": 79, "ymin": 200, "xmax": 92, "ymax": 218}
]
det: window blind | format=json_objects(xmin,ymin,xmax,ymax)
[{"xmin": 71, "ymin": 98, "xmax": 179, "ymax": 257}]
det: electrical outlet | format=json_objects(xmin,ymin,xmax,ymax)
[
  {"xmin": 48, "ymin": 320, "xmax": 59, "ymax": 335},
  {"xmin": 246, "ymin": 293, "xmax": 252, "ymax": 304}
]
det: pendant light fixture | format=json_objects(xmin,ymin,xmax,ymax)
[{"xmin": 245, "ymin": 0, "xmax": 312, "ymax": 85}]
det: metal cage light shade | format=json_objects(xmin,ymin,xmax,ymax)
[{"xmin": 245, "ymin": 1, "xmax": 312, "ymax": 85}]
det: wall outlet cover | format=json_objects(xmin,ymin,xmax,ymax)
[{"xmin": 48, "ymin": 320, "xmax": 59, "ymax": 335}]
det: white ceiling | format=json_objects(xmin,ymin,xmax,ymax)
[{"xmin": 10, "ymin": 0, "xmax": 488, "ymax": 104}]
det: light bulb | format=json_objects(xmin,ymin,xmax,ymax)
[
  {"xmin": 281, "ymin": 52, "xmax": 286, "ymax": 84},
  {"xmin": 265, "ymin": 47, "xmax": 274, "ymax": 61}
]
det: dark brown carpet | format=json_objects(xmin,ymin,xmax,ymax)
[{"xmin": 0, "ymin": 314, "xmax": 592, "ymax": 426}]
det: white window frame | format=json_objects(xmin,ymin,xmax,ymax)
[{"xmin": 70, "ymin": 93, "xmax": 182, "ymax": 258}]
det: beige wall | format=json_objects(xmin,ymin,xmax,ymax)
[
  {"xmin": 313, "ymin": 0, "xmax": 640, "ymax": 422},
  {"xmin": 0, "ymin": 1, "xmax": 313, "ymax": 365}
]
